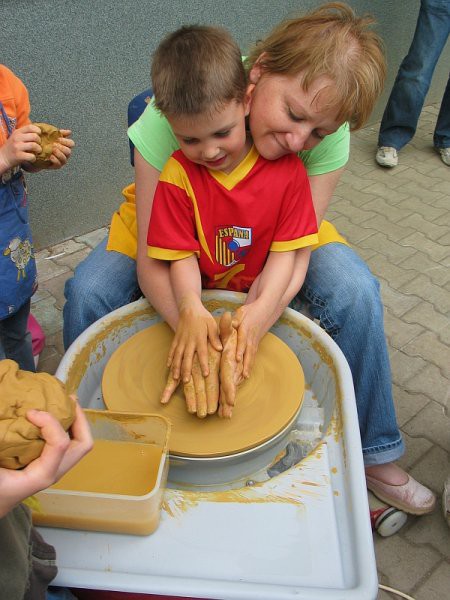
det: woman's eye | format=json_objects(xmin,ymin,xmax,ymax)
[
  {"xmin": 288, "ymin": 109, "xmax": 303, "ymax": 123},
  {"xmin": 215, "ymin": 130, "xmax": 230, "ymax": 138}
]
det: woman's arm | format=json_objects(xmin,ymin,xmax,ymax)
[
  {"xmin": 134, "ymin": 149, "xmax": 179, "ymax": 330},
  {"xmin": 235, "ymin": 250, "xmax": 297, "ymax": 376},
  {"xmin": 308, "ymin": 167, "xmax": 344, "ymax": 225}
]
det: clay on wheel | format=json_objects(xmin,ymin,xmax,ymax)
[{"xmin": 102, "ymin": 322, "xmax": 305, "ymax": 457}]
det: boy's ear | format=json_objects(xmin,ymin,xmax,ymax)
[
  {"xmin": 243, "ymin": 88, "xmax": 253, "ymax": 116},
  {"xmin": 248, "ymin": 52, "xmax": 266, "ymax": 84}
]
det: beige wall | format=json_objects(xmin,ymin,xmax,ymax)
[{"xmin": 2, "ymin": 0, "xmax": 449, "ymax": 247}]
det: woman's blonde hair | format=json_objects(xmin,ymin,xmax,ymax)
[
  {"xmin": 152, "ymin": 25, "xmax": 247, "ymax": 117},
  {"xmin": 246, "ymin": 2, "xmax": 386, "ymax": 130}
]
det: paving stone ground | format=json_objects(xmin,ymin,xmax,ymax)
[{"xmin": 33, "ymin": 106, "xmax": 450, "ymax": 599}]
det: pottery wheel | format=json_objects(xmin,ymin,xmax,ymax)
[{"xmin": 102, "ymin": 322, "xmax": 304, "ymax": 458}]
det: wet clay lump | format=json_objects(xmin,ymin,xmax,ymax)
[
  {"xmin": 102, "ymin": 322, "xmax": 305, "ymax": 457},
  {"xmin": 0, "ymin": 360, "xmax": 75, "ymax": 469}
]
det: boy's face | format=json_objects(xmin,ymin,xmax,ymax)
[
  {"xmin": 168, "ymin": 99, "xmax": 250, "ymax": 174},
  {"xmin": 247, "ymin": 64, "xmax": 342, "ymax": 160}
]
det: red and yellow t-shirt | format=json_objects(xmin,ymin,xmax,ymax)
[{"xmin": 147, "ymin": 146, "xmax": 318, "ymax": 292}]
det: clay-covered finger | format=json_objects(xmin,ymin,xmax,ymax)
[
  {"xmin": 207, "ymin": 319, "xmax": 222, "ymax": 352},
  {"xmin": 219, "ymin": 311, "xmax": 233, "ymax": 344},
  {"xmin": 205, "ymin": 350, "xmax": 220, "ymax": 414},
  {"xmin": 192, "ymin": 362, "xmax": 207, "ymax": 418},
  {"xmin": 183, "ymin": 378, "xmax": 197, "ymax": 414},
  {"xmin": 242, "ymin": 343, "xmax": 256, "ymax": 379},
  {"xmin": 160, "ymin": 372, "xmax": 180, "ymax": 404},
  {"xmin": 220, "ymin": 369, "xmax": 236, "ymax": 408},
  {"xmin": 218, "ymin": 401, "xmax": 233, "ymax": 419},
  {"xmin": 170, "ymin": 340, "xmax": 187, "ymax": 380},
  {"xmin": 235, "ymin": 324, "xmax": 247, "ymax": 362},
  {"xmin": 180, "ymin": 343, "xmax": 196, "ymax": 383}
]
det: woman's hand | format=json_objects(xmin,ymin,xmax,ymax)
[
  {"xmin": 0, "ymin": 124, "xmax": 41, "ymax": 174},
  {"xmin": 218, "ymin": 312, "xmax": 244, "ymax": 418},
  {"xmin": 0, "ymin": 399, "xmax": 93, "ymax": 518},
  {"xmin": 231, "ymin": 304, "xmax": 266, "ymax": 379}
]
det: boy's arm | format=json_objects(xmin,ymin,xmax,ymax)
[
  {"xmin": 160, "ymin": 256, "xmax": 222, "ymax": 418},
  {"xmin": 236, "ymin": 247, "xmax": 311, "ymax": 376},
  {"xmin": 0, "ymin": 401, "xmax": 93, "ymax": 518},
  {"xmin": 135, "ymin": 150, "xmax": 179, "ymax": 330},
  {"xmin": 167, "ymin": 255, "xmax": 221, "ymax": 383}
]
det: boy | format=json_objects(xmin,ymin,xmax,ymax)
[
  {"xmin": 0, "ymin": 64, "xmax": 74, "ymax": 372},
  {"xmin": 147, "ymin": 26, "xmax": 318, "ymax": 417}
]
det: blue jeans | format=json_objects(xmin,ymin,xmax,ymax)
[
  {"xmin": 63, "ymin": 237, "xmax": 141, "ymax": 349},
  {"xmin": 0, "ymin": 299, "xmax": 35, "ymax": 371},
  {"xmin": 378, "ymin": 0, "xmax": 450, "ymax": 150},
  {"xmin": 63, "ymin": 238, "xmax": 403, "ymax": 466}
]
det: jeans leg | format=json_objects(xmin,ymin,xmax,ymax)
[
  {"xmin": 63, "ymin": 237, "xmax": 140, "ymax": 349},
  {"xmin": 434, "ymin": 73, "xmax": 450, "ymax": 148},
  {"xmin": 0, "ymin": 299, "xmax": 35, "ymax": 371},
  {"xmin": 292, "ymin": 243, "xmax": 404, "ymax": 466},
  {"xmin": 378, "ymin": 0, "xmax": 450, "ymax": 150}
]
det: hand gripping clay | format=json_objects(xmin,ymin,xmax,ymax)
[
  {"xmin": 32, "ymin": 122, "xmax": 61, "ymax": 168},
  {"xmin": 0, "ymin": 360, "xmax": 76, "ymax": 469}
]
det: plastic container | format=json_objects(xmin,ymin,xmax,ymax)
[{"xmin": 32, "ymin": 410, "xmax": 170, "ymax": 535}]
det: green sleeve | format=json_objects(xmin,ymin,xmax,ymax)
[
  {"xmin": 298, "ymin": 122, "xmax": 350, "ymax": 176},
  {"xmin": 128, "ymin": 97, "xmax": 180, "ymax": 172}
]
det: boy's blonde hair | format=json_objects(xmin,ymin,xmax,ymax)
[
  {"xmin": 246, "ymin": 2, "xmax": 386, "ymax": 130},
  {"xmin": 151, "ymin": 25, "xmax": 247, "ymax": 117}
]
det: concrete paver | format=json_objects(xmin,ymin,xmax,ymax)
[{"xmin": 31, "ymin": 106, "xmax": 450, "ymax": 599}]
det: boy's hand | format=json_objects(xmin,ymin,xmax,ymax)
[
  {"xmin": 0, "ymin": 398, "xmax": 93, "ymax": 518},
  {"xmin": 0, "ymin": 124, "xmax": 41, "ymax": 174},
  {"xmin": 218, "ymin": 312, "xmax": 244, "ymax": 418},
  {"xmin": 45, "ymin": 129, "xmax": 75, "ymax": 170},
  {"xmin": 168, "ymin": 293, "xmax": 222, "ymax": 383},
  {"xmin": 161, "ymin": 342, "xmax": 220, "ymax": 418}
]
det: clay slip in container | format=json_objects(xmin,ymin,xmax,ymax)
[{"xmin": 32, "ymin": 410, "xmax": 171, "ymax": 535}]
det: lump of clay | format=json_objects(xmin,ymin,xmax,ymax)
[
  {"xmin": 32, "ymin": 122, "xmax": 61, "ymax": 168},
  {"xmin": 0, "ymin": 360, "xmax": 76, "ymax": 469}
]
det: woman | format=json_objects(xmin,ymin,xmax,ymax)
[{"xmin": 63, "ymin": 3, "xmax": 435, "ymax": 514}]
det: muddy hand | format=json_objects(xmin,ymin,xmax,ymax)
[
  {"xmin": 183, "ymin": 346, "xmax": 220, "ymax": 418},
  {"xmin": 218, "ymin": 312, "xmax": 244, "ymax": 418},
  {"xmin": 161, "ymin": 343, "xmax": 220, "ymax": 418}
]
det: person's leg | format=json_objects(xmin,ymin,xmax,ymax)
[
  {"xmin": 433, "ymin": 73, "xmax": 450, "ymax": 149},
  {"xmin": 291, "ymin": 243, "xmax": 404, "ymax": 466},
  {"xmin": 0, "ymin": 299, "xmax": 35, "ymax": 371},
  {"xmin": 63, "ymin": 237, "xmax": 141, "ymax": 349},
  {"xmin": 378, "ymin": 0, "xmax": 450, "ymax": 151},
  {"xmin": 291, "ymin": 243, "xmax": 435, "ymax": 513}
]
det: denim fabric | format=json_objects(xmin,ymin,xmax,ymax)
[
  {"xmin": 378, "ymin": 0, "xmax": 450, "ymax": 150},
  {"xmin": 63, "ymin": 236, "xmax": 141, "ymax": 349},
  {"xmin": 0, "ymin": 299, "xmax": 35, "ymax": 371},
  {"xmin": 291, "ymin": 243, "xmax": 404, "ymax": 466}
]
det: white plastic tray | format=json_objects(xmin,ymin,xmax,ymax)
[{"xmin": 42, "ymin": 292, "xmax": 377, "ymax": 599}]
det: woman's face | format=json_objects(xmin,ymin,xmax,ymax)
[{"xmin": 247, "ymin": 65, "xmax": 343, "ymax": 160}]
